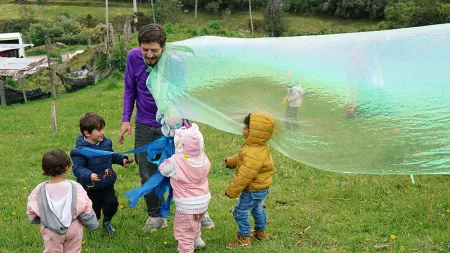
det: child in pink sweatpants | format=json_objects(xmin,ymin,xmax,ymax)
[
  {"xmin": 27, "ymin": 149, "xmax": 98, "ymax": 253},
  {"xmin": 159, "ymin": 123, "xmax": 211, "ymax": 253}
]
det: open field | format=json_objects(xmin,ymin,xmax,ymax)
[{"xmin": 0, "ymin": 76, "xmax": 450, "ymax": 252}]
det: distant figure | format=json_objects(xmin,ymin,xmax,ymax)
[
  {"xmin": 223, "ymin": 113, "xmax": 275, "ymax": 249},
  {"xmin": 284, "ymin": 82, "xmax": 305, "ymax": 129},
  {"xmin": 27, "ymin": 149, "xmax": 98, "ymax": 253}
]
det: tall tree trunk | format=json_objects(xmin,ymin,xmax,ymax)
[
  {"xmin": 151, "ymin": 0, "xmax": 155, "ymax": 23},
  {"xmin": 249, "ymin": 0, "xmax": 254, "ymax": 35},
  {"xmin": 133, "ymin": 0, "xmax": 138, "ymax": 32},
  {"xmin": 194, "ymin": 0, "xmax": 198, "ymax": 25},
  {"xmin": 106, "ymin": 0, "xmax": 109, "ymax": 55}
]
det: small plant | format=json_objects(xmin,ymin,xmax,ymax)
[
  {"xmin": 164, "ymin": 23, "xmax": 174, "ymax": 34},
  {"xmin": 110, "ymin": 71, "xmax": 124, "ymax": 81},
  {"xmin": 208, "ymin": 20, "xmax": 221, "ymax": 30},
  {"xmin": 105, "ymin": 80, "xmax": 118, "ymax": 90},
  {"xmin": 5, "ymin": 78, "xmax": 18, "ymax": 89}
]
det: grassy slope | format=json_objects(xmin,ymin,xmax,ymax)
[{"xmin": 0, "ymin": 76, "xmax": 449, "ymax": 252}]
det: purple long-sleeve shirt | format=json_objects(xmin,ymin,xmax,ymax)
[{"xmin": 122, "ymin": 48, "xmax": 162, "ymax": 127}]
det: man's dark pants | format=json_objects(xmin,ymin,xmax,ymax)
[{"xmin": 135, "ymin": 123, "xmax": 164, "ymax": 217}]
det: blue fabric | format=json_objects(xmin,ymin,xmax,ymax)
[
  {"xmin": 233, "ymin": 189, "xmax": 269, "ymax": 236},
  {"xmin": 124, "ymin": 136, "xmax": 175, "ymax": 218},
  {"xmin": 82, "ymin": 136, "xmax": 176, "ymax": 217},
  {"xmin": 71, "ymin": 135, "xmax": 125, "ymax": 191}
]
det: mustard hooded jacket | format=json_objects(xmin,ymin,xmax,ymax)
[{"xmin": 225, "ymin": 112, "xmax": 275, "ymax": 198}]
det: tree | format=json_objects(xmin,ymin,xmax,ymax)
[
  {"xmin": 154, "ymin": 0, "xmax": 182, "ymax": 24},
  {"xmin": 249, "ymin": 0, "xmax": 254, "ymax": 35},
  {"xmin": 264, "ymin": 0, "xmax": 284, "ymax": 37},
  {"xmin": 151, "ymin": 0, "xmax": 156, "ymax": 23},
  {"xmin": 195, "ymin": 0, "xmax": 198, "ymax": 25}
]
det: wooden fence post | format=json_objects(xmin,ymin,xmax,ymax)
[
  {"xmin": 51, "ymin": 102, "xmax": 57, "ymax": 134},
  {"xmin": 45, "ymin": 36, "xmax": 57, "ymax": 99},
  {"xmin": 19, "ymin": 78, "xmax": 27, "ymax": 103},
  {"xmin": 0, "ymin": 79, "xmax": 6, "ymax": 106}
]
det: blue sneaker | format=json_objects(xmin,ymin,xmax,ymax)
[
  {"xmin": 201, "ymin": 212, "xmax": 215, "ymax": 229},
  {"xmin": 103, "ymin": 222, "xmax": 115, "ymax": 234}
]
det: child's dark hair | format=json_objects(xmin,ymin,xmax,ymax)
[
  {"xmin": 244, "ymin": 113, "xmax": 251, "ymax": 127},
  {"xmin": 42, "ymin": 149, "xmax": 72, "ymax": 176},
  {"xmin": 80, "ymin": 112, "xmax": 105, "ymax": 135}
]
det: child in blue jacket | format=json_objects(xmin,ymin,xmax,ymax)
[{"xmin": 70, "ymin": 112, "xmax": 131, "ymax": 234}]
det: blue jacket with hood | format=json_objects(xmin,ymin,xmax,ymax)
[{"xmin": 70, "ymin": 135, "xmax": 126, "ymax": 191}]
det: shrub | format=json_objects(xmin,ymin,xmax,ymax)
[{"xmin": 208, "ymin": 20, "xmax": 221, "ymax": 30}]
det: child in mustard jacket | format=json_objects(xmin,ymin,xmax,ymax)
[{"xmin": 223, "ymin": 112, "xmax": 275, "ymax": 249}]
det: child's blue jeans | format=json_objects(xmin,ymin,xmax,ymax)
[{"xmin": 233, "ymin": 188, "xmax": 269, "ymax": 236}]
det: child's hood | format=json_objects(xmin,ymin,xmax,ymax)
[
  {"xmin": 245, "ymin": 112, "xmax": 275, "ymax": 146},
  {"xmin": 174, "ymin": 123, "xmax": 204, "ymax": 157}
]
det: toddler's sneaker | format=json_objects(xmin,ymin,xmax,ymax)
[
  {"xmin": 103, "ymin": 222, "xmax": 115, "ymax": 234},
  {"xmin": 250, "ymin": 230, "xmax": 268, "ymax": 240},
  {"xmin": 194, "ymin": 236, "xmax": 206, "ymax": 250},
  {"xmin": 200, "ymin": 212, "xmax": 215, "ymax": 229},
  {"xmin": 226, "ymin": 234, "xmax": 251, "ymax": 249},
  {"xmin": 143, "ymin": 216, "xmax": 168, "ymax": 231}
]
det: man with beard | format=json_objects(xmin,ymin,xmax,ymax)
[{"xmin": 118, "ymin": 24, "xmax": 215, "ymax": 231}]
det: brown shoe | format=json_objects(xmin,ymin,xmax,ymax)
[
  {"xmin": 251, "ymin": 230, "xmax": 268, "ymax": 240},
  {"xmin": 226, "ymin": 234, "xmax": 251, "ymax": 249}
]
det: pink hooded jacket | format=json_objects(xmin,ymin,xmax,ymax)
[
  {"xmin": 159, "ymin": 123, "xmax": 211, "ymax": 214},
  {"xmin": 27, "ymin": 180, "xmax": 97, "ymax": 232}
]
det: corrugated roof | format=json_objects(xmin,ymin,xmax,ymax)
[
  {"xmin": 0, "ymin": 57, "xmax": 35, "ymax": 70},
  {"xmin": 0, "ymin": 44, "xmax": 34, "ymax": 53}
]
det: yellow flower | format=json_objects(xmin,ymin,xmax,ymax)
[
  {"xmin": 183, "ymin": 154, "xmax": 189, "ymax": 159},
  {"xmin": 390, "ymin": 235, "xmax": 396, "ymax": 240},
  {"xmin": 85, "ymin": 249, "xmax": 89, "ymax": 252},
  {"xmin": 82, "ymin": 241, "xmax": 85, "ymax": 245},
  {"xmin": 147, "ymin": 249, "xmax": 150, "ymax": 251},
  {"xmin": 119, "ymin": 205, "xmax": 125, "ymax": 209},
  {"xmin": 12, "ymin": 212, "xmax": 16, "ymax": 216},
  {"xmin": 446, "ymin": 209, "xmax": 450, "ymax": 213},
  {"xmin": 164, "ymin": 242, "xmax": 168, "ymax": 245}
]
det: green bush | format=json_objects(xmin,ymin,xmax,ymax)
[
  {"xmin": 190, "ymin": 29, "xmax": 198, "ymax": 37},
  {"xmin": 205, "ymin": 1, "xmax": 221, "ymax": 14},
  {"xmin": 207, "ymin": 20, "xmax": 221, "ymax": 30},
  {"xmin": 110, "ymin": 71, "xmax": 124, "ymax": 80},
  {"xmin": 249, "ymin": 18, "xmax": 264, "ymax": 33},
  {"xmin": 5, "ymin": 78, "xmax": 18, "ymax": 89},
  {"xmin": 382, "ymin": 0, "xmax": 447, "ymax": 29},
  {"xmin": 164, "ymin": 23, "xmax": 175, "ymax": 34}
]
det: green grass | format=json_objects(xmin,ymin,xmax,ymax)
[{"xmin": 0, "ymin": 75, "xmax": 450, "ymax": 252}]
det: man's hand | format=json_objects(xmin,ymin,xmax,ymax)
[
  {"xmin": 90, "ymin": 173, "xmax": 100, "ymax": 182},
  {"xmin": 118, "ymin": 122, "xmax": 132, "ymax": 144}
]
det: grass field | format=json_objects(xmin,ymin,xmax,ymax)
[
  {"xmin": 0, "ymin": 74, "xmax": 450, "ymax": 252},
  {"xmin": 0, "ymin": 1, "xmax": 449, "ymax": 252}
]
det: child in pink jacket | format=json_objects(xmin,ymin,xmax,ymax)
[
  {"xmin": 159, "ymin": 123, "xmax": 211, "ymax": 253},
  {"xmin": 27, "ymin": 149, "xmax": 98, "ymax": 253}
]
